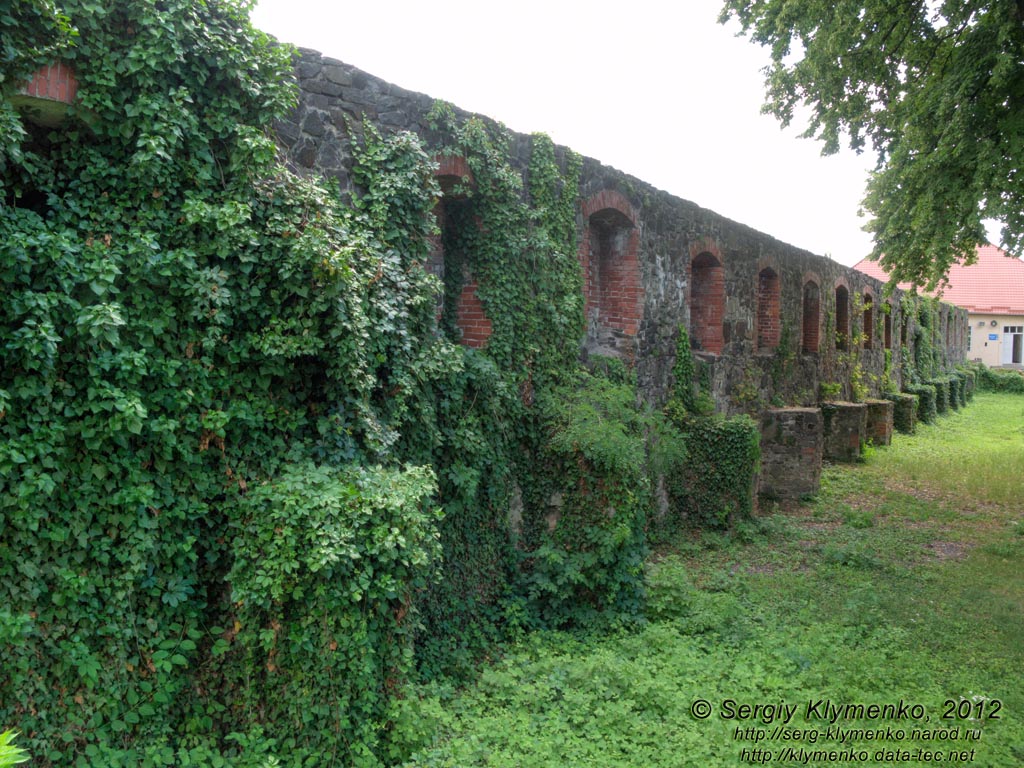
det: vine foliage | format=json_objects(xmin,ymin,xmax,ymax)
[
  {"xmin": 1, "ymin": 2, "xmax": 451, "ymax": 764},
  {"xmin": 660, "ymin": 327, "xmax": 761, "ymax": 533}
]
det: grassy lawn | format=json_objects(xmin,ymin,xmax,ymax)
[{"xmin": 403, "ymin": 392, "xmax": 1024, "ymax": 767}]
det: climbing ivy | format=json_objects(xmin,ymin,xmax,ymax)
[
  {"xmin": 523, "ymin": 370, "xmax": 654, "ymax": 627},
  {"xmin": 904, "ymin": 383, "xmax": 938, "ymax": 424},
  {"xmin": 0, "ymin": 1, "xmax": 457, "ymax": 764},
  {"xmin": 425, "ymin": 108, "xmax": 664, "ymax": 634},
  {"xmin": 4, "ymin": 1, "xmax": 934, "ymax": 762},
  {"xmin": 0, "ymin": 0, "xmax": 76, "ymax": 172},
  {"xmin": 660, "ymin": 326, "xmax": 760, "ymax": 533},
  {"xmin": 768, "ymin": 320, "xmax": 797, "ymax": 405},
  {"xmin": 435, "ymin": 117, "xmax": 584, "ymax": 379}
]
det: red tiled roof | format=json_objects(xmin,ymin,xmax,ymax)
[{"xmin": 853, "ymin": 245, "xmax": 1024, "ymax": 315}]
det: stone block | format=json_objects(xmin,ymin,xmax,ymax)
[
  {"xmin": 884, "ymin": 392, "xmax": 917, "ymax": 434},
  {"xmin": 759, "ymin": 407, "xmax": 822, "ymax": 499},
  {"xmin": 322, "ymin": 64, "xmax": 354, "ymax": 86},
  {"xmin": 864, "ymin": 398, "xmax": 894, "ymax": 446},
  {"xmin": 821, "ymin": 401, "xmax": 867, "ymax": 463}
]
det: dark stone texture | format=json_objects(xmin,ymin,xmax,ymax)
[
  {"xmin": 864, "ymin": 398, "xmax": 894, "ymax": 446},
  {"xmin": 378, "ymin": 110, "xmax": 409, "ymax": 127},
  {"xmin": 304, "ymin": 78, "xmax": 345, "ymax": 97},
  {"xmin": 821, "ymin": 402, "xmax": 867, "ymax": 463},
  {"xmin": 760, "ymin": 408, "xmax": 823, "ymax": 499},
  {"xmin": 884, "ymin": 392, "xmax": 918, "ymax": 434},
  {"xmin": 301, "ymin": 109, "xmax": 327, "ymax": 138},
  {"xmin": 322, "ymin": 63, "xmax": 353, "ymax": 87}
]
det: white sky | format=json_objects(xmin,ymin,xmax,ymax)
[{"xmin": 251, "ymin": 0, "xmax": 879, "ymax": 266}]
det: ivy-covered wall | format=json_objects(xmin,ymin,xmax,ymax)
[{"xmin": 278, "ymin": 48, "xmax": 969, "ymax": 416}]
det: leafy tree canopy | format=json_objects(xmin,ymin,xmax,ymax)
[{"xmin": 721, "ymin": 0, "xmax": 1024, "ymax": 289}]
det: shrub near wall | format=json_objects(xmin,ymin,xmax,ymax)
[
  {"xmin": 884, "ymin": 392, "xmax": 919, "ymax": 434},
  {"xmin": 951, "ymin": 373, "xmax": 967, "ymax": 408},
  {"xmin": 223, "ymin": 463, "xmax": 441, "ymax": 765},
  {"xmin": 949, "ymin": 374, "xmax": 963, "ymax": 409},
  {"xmin": 668, "ymin": 416, "xmax": 761, "ymax": 528},
  {"xmin": 660, "ymin": 329, "xmax": 761, "ymax": 533},
  {"xmin": 904, "ymin": 384, "xmax": 938, "ymax": 424},
  {"xmin": 523, "ymin": 370, "xmax": 654, "ymax": 627},
  {"xmin": 929, "ymin": 377, "xmax": 950, "ymax": 414},
  {"xmin": 960, "ymin": 369, "xmax": 975, "ymax": 401},
  {"xmin": 954, "ymin": 370, "xmax": 970, "ymax": 405},
  {"xmin": 976, "ymin": 365, "xmax": 1024, "ymax": 394}
]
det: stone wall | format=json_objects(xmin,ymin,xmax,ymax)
[{"xmin": 274, "ymin": 47, "xmax": 970, "ymax": 419}]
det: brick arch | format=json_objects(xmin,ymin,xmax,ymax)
[
  {"xmin": 756, "ymin": 265, "xmax": 781, "ymax": 352},
  {"xmin": 433, "ymin": 153, "xmax": 475, "ymax": 197},
  {"xmin": 430, "ymin": 154, "xmax": 488, "ymax": 347},
  {"xmin": 690, "ymin": 250, "xmax": 725, "ymax": 354},
  {"xmin": 581, "ymin": 189, "xmax": 637, "ymax": 226},
  {"xmin": 13, "ymin": 62, "xmax": 78, "ymax": 127},
  {"xmin": 688, "ymin": 236, "xmax": 724, "ymax": 263},
  {"xmin": 579, "ymin": 191, "xmax": 642, "ymax": 357},
  {"xmin": 801, "ymin": 278, "xmax": 822, "ymax": 354}
]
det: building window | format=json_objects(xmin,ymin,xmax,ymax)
[
  {"xmin": 691, "ymin": 252, "xmax": 725, "ymax": 354},
  {"xmin": 802, "ymin": 281, "xmax": 820, "ymax": 354}
]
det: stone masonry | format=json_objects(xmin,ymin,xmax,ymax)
[
  {"xmin": 864, "ymin": 399, "xmax": 895, "ymax": 447},
  {"xmin": 760, "ymin": 408, "xmax": 823, "ymax": 499},
  {"xmin": 821, "ymin": 402, "xmax": 869, "ymax": 463},
  {"xmin": 272, "ymin": 47, "xmax": 971, "ymax": 496}
]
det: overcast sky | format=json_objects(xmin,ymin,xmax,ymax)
[{"xmin": 251, "ymin": 0, "xmax": 879, "ymax": 266}]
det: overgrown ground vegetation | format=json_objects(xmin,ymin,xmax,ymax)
[{"xmin": 403, "ymin": 392, "xmax": 1024, "ymax": 767}]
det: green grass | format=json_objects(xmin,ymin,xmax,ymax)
[
  {"xmin": 873, "ymin": 392, "xmax": 1024, "ymax": 506},
  {"xmin": 402, "ymin": 393, "xmax": 1024, "ymax": 767}
]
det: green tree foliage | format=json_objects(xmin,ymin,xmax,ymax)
[{"xmin": 721, "ymin": 0, "xmax": 1024, "ymax": 288}]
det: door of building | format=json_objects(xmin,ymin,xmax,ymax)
[{"xmin": 1002, "ymin": 325, "xmax": 1023, "ymax": 365}]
